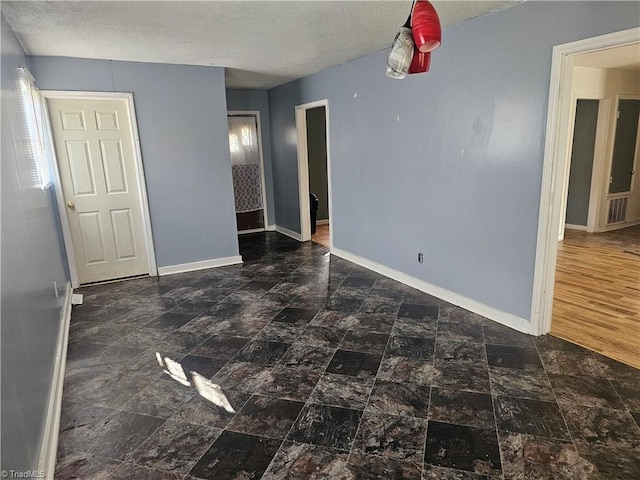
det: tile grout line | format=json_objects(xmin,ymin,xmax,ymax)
[
  {"xmin": 179, "ymin": 253, "xmax": 305, "ymax": 479},
  {"xmin": 77, "ymin": 267, "xmax": 385, "ymax": 475},
  {"xmin": 251, "ymin": 265, "xmax": 353, "ymax": 477},
  {"xmin": 64, "ymin": 235, "xmax": 640, "ymax": 479},
  {"xmin": 483, "ymin": 323, "xmax": 507, "ymax": 480},
  {"xmin": 531, "ymin": 337, "xmax": 583, "ymax": 474},
  {"xmin": 420, "ymin": 299, "xmax": 444, "ymax": 478},
  {"xmin": 133, "ymin": 269, "xmax": 288, "ymax": 478},
  {"xmin": 277, "ymin": 274, "xmax": 364, "ymax": 454},
  {"xmin": 604, "ymin": 375, "xmax": 636, "ymax": 420},
  {"xmin": 344, "ymin": 292, "xmax": 435, "ymax": 470},
  {"xmin": 343, "ymin": 329, "xmax": 392, "ymax": 466},
  {"xmin": 55, "ymin": 446, "xmax": 124, "ymax": 477}
]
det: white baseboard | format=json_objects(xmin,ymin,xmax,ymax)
[
  {"xmin": 316, "ymin": 219, "xmax": 330, "ymax": 226},
  {"xmin": 265, "ymin": 224, "xmax": 276, "ymax": 231},
  {"xmin": 158, "ymin": 256, "xmax": 243, "ymax": 276},
  {"xmin": 564, "ymin": 223, "xmax": 587, "ymax": 231},
  {"xmin": 596, "ymin": 218, "xmax": 640, "ymax": 232},
  {"xmin": 39, "ymin": 281, "xmax": 73, "ymax": 479},
  {"xmin": 275, "ymin": 225, "xmax": 303, "ymax": 242},
  {"xmin": 331, "ymin": 246, "xmax": 532, "ymax": 335}
]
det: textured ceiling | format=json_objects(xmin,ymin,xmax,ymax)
[{"xmin": 2, "ymin": 1, "xmax": 519, "ymax": 89}]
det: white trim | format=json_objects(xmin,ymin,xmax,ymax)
[
  {"xmin": 607, "ymin": 94, "xmax": 640, "ymax": 196},
  {"xmin": 326, "ymin": 102, "xmax": 334, "ymax": 251},
  {"xmin": 332, "ymin": 247, "xmax": 531, "ymax": 334},
  {"xmin": 41, "ymin": 97, "xmax": 80, "ymax": 287},
  {"xmin": 158, "ymin": 256, "xmax": 243, "ymax": 276},
  {"xmin": 40, "ymin": 91, "xmax": 137, "ymax": 100},
  {"xmin": 531, "ymin": 28, "xmax": 640, "ymax": 336},
  {"xmin": 228, "ymin": 110, "xmax": 270, "ymax": 228},
  {"xmin": 126, "ymin": 93, "xmax": 158, "ymax": 278},
  {"xmin": 295, "ymin": 107, "xmax": 311, "ymax": 242},
  {"xmin": 566, "ymin": 94, "xmax": 639, "ymax": 234},
  {"xmin": 557, "ymin": 93, "xmax": 612, "ymax": 238},
  {"xmin": 275, "ymin": 225, "xmax": 303, "ymax": 241},
  {"xmin": 595, "ymin": 94, "xmax": 640, "ymax": 229},
  {"xmin": 238, "ymin": 228, "xmax": 266, "ymax": 235},
  {"xmin": 265, "ymin": 224, "xmax": 276, "ymax": 231},
  {"xmin": 588, "ymin": 95, "xmax": 613, "ymax": 232},
  {"xmin": 295, "ymin": 99, "xmax": 333, "ymax": 248},
  {"xmin": 316, "ymin": 219, "xmax": 330, "ymax": 226},
  {"xmin": 38, "ymin": 282, "xmax": 72, "ymax": 480},
  {"xmin": 564, "ymin": 223, "xmax": 588, "ymax": 231},
  {"xmin": 41, "ymin": 91, "xmax": 158, "ymax": 288},
  {"xmin": 597, "ymin": 217, "xmax": 640, "ymax": 232},
  {"xmin": 557, "ymin": 88, "xmax": 578, "ymax": 241}
]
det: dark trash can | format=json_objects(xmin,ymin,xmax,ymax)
[{"xmin": 310, "ymin": 193, "xmax": 319, "ymax": 234}]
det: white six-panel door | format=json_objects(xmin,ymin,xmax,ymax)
[{"xmin": 47, "ymin": 97, "xmax": 150, "ymax": 284}]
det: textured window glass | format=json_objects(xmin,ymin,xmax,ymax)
[
  {"xmin": 227, "ymin": 115, "xmax": 263, "ymax": 213},
  {"xmin": 229, "ymin": 133, "xmax": 240, "ymax": 153}
]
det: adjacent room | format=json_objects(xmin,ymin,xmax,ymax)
[
  {"xmin": 1, "ymin": 1, "xmax": 639, "ymax": 479},
  {"xmin": 552, "ymin": 43, "xmax": 640, "ymax": 369}
]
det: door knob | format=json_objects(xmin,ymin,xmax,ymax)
[{"xmin": 66, "ymin": 201, "xmax": 75, "ymax": 209}]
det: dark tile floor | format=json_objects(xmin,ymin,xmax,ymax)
[{"xmin": 56, "ymin": 233, "xmax": 640, "ymax": 479}]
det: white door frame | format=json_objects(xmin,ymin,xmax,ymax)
[
  {"xmin": 41, "ymin": 90, "xmax": 158, "ymax": 288},
  {"xmin": 227, "ymin": 110, "xmax": 270, "ymax": 232},
  {"xmin": 587, "ymin": 94, "xmax": 613, "ymax": 233},
  {"xmin": 530, "ymin": 27, "xmax": 640, "ymax": 336},
  {"xmin": 595, "ymin": 94, "xmax": 640, "ymax": 232},
  {"xmin": 295, "ymin": 99, "xmax": 333, "ymax": 248}
]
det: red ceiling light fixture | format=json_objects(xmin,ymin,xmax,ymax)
[
  {"xmin": 411, "ymin": 0, "xmax": 441, "ymax": 53},
  {"xmin": 386, "ymin": 0, "xmax": 441, "ymax": 78},
  {"xmin": 409, "ymin": 51, "xmax": 431, "ymax": 74}
]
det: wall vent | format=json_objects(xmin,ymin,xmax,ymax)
[{"xmin": 607, "ymin": 196, "xmax": 628, "ymax": 224}]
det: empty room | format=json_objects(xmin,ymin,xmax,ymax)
[{"xmin": 1, "ymin": 1, "xmax": 639, "ymax": 479}]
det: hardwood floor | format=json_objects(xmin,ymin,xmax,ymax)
[
  {"xmin": 551, "ymin": 225, "xmax": 640, "ymax": 369},
  {"xmin": 311, "ymin": 223, "xmax": 330, "ymax": 248}
]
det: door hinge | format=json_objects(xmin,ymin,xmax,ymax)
[{"xmin": 616, "ymin": 110, "xmax": 620, "ymax": 119}]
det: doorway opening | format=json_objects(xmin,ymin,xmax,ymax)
[
  {"xmin": 295, "ymin": 99, "xmax": 332, "ymax": 249},
  {"xmin": 307, "ymin": 106, "xmax": 330, "ymax": 248},
  {"xmin": 227, "ymin": 112, "xmax": 269, "ymax": 234},
  {"xmin": 532, "ymin": 28, "xmax": 640, "ymax": 368}
]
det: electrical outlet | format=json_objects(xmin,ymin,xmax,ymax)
[
  {"xmin": 418, "ymin": 252, "xmax": 424, "ymax": 263},
  {"xmin": 53, "ymin": 281, "xmax": 59, "ymax": 298}
]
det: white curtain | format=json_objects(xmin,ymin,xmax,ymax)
[{"xmin": 228, "ymin": 116, "xmax": 263, "ymax": 213}]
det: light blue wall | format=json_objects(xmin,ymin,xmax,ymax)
[
  {"xmin": 226, "ymin": 89, "xmax": 275, "ymax": 225},
  {"xmin": 29, "ymin": 56, "xmax": 240, "ymax": 267},
  {"xmin": 267, "ymin": 1, "xmax": 640, "ymax": 320},
  {"xmin": 1, "ymin": 14, "xmax": 70, "ymax": 472}
]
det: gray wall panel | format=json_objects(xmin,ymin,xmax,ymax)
[
  {"xmin": 267, "ymin": 1, "xmax": 640, "ymax": 320},
  {"xmin": 30, "ymin": 57, "xmax": 240, "ymax": 267},
  {"xmin": 1, "ymin": 14, "xmax": 70, "ymax": 472}
]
